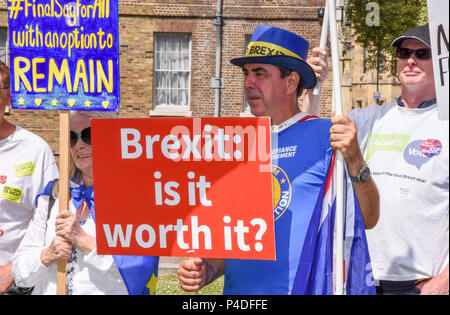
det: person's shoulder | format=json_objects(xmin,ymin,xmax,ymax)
[
  {"xmin": 13, "ymin": 126, "xmax": 53, "ymax": 153},
  {"xmin": 301, "ymin": 116, "xmax": 331, "ymax": 129},
  {"xmin": 350, "ymin": 102, "xmax": 398, "ymax": 113},
  {"xmin": 295, "ymin": 117, "xmax": 331, "ymax": 143},
  {"xmin": 349, "ymin": 102, "xmax": 396, "ymax": 123},
  {"xmin": 351, "ymin": 102, "xmax": 395, "ymax": 115}
]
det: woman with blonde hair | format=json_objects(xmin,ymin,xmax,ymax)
[{"xmin": 12, "ymin": 111, "xmax": 159, "ymax": 295}]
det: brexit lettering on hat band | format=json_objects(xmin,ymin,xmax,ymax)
[
  {"xmin": 230, "ymin": 26, "xmax": 317, "ymax": 88},
  {"xmin": 246, "ymin": 41, "xmax": 304, "ymax": 61}
]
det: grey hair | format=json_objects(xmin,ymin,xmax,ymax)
[{"xmin": 69, "ymin": 110, "xmax": 118, "ymax": 184}]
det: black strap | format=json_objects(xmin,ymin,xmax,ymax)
[{"xmin": 47, "ymin": 179, "xmax": 59, "ymax": 220}]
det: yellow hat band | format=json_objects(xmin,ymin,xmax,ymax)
[{"xmin": 246, "ymin": 41, "xmax": 304, "ymax": 61}]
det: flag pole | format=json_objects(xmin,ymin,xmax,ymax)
[
  {"xmin": 313, "ymin": 0, "xmax": 330, "ymax": 96},
  {"xmin": 328, "ymin": 0, "xmax": 345, "ymax": 295}
]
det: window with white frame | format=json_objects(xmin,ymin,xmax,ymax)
[
  {"xmin": 0, "ymin": 28, "xmax": 7, "ymax": 64},
  {"xmin": 153, "ymin": 33, "xmax": 191, "ymax": 111}
]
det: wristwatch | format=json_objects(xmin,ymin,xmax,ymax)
[{"xmin": 350, "ymin": 164, "xmax": 371, "ymax": 183}]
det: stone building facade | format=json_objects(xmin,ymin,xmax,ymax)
[
  {"xmin": 1, "ymin": 0, "xmax": 335, "ymax": 156},
  {"xmin": 340, "ymin": 24, "xmax": 402, "ymax": 113},
  {"xmin": 1, "ymin": 0, "xmax": 401, "ymax": 156}
]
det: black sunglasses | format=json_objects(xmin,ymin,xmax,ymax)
[
  {"xmin": 397, "ymin": 48, "xmax": 432, "ymax": 60},
  {"xmin": 70, "ymin": 127, "xmax": 91, "ymax": 147}
]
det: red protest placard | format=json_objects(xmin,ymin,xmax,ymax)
[{"xmin": 91, "ymin": 117, "xmax": 275, "ymax": 260}]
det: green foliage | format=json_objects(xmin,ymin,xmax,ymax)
[
  {"xmin": 346, "ymin": 0, "xmax": 428, "ymax": 75},
  {"xmin": 156, "ymin": 274, "xmax": 224, "ymax": 295}
]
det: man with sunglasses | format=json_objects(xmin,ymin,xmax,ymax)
[
  {"xmin": 328, "ymin": 25, "xmax": 449, "ymax": 295},
  {"xmin": 0, "ymin": 61, "xmax": 59, "ymax": 295}
]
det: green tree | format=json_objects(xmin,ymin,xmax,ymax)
[{"xmin": 346, "ymin": 0, "xmax": 428, "ymax": 76}]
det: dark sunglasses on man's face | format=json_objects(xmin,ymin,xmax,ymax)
[
  {"xmin": 397, "ymin": 47, "xmax": 432, "ymax": 60},
  {"xmin": 70, "ymin": 127, "xmax": 91, "ymax": 147}
]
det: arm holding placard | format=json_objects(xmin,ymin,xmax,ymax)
[
  {"xmin": 178, "ymin": 258, "xmax": 225, "ymax": 292},
  {"xmin": 41, "ymin": 209, "xmax": 96, "ymax": 267},
  {"xmin": 55, "ymin": 210, "xmax": 96, "ymax": 255},
  {"xmin": 13, "ymin": 196, "xmax": 123, "ymax": 291}
]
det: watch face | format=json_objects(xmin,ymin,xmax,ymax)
[{"xmin": 360, "ymin": 166, "xmax": 371, "ymax": 182}]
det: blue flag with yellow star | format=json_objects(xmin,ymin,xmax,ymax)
[{"xmin": 113, "ymin": 255, "xmax": 159, "ymax": 295}]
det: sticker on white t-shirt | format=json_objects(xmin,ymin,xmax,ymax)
[
  {"xmin": 397, "ymin": 186, "xmax": 411, "ymax": 200},
  {"xmin": 1, "ymin": 185, "xmax": 23, "ymax": 203},
  {"xmin": 14, "ymin": 161, "xmax": 35, "ymax": 178}
]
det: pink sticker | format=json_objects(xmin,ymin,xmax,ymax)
[{"xmin": 420, "ymin": 139, "xmax": 442, "ymax": 157}]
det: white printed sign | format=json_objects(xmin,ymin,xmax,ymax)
[{"xmin": 427, "ymin": 0, "xmax": 449, "ymax": 120}]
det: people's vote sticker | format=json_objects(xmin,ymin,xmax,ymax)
[{"xmin": 420, "ymin": 139, "xmax": 442, "ymax": 157}]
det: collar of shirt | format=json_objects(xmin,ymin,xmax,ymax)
[
  {"xmin": 271, "ymin": 112, "xmax": 309, "ymax": 133},
  {"xmin": 397, "ymin": 96, "xmax": 437, "ymax": 109}
]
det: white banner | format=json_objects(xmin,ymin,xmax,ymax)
[{"xmin": 427, "ymin": 0, "xmax": 449, "ymax": 120}]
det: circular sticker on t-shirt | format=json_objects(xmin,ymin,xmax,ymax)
[{"xmin": 420, "ymin": 139, "xmax": 442, "ymax": 157}]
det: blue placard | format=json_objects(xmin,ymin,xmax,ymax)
[{"xmin": 7, "ymin": 0, "xmax": 119, "ymax": 111}]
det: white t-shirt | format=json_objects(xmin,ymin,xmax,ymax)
[
  {"xmin": 0, "ymin": 126, "xmax": 59, "ymax": 265},
  {"xmin": 349, "ymin": 102, "xmax": 449, "ymax": 281}
]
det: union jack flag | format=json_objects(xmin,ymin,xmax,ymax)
[{"xmin": 291, "ymin": 152, "xmax": 376, "ymax": 295}]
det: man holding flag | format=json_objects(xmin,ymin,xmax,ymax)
[{"xmin": 177, "ymin": 26, "xmax": 378, "ymax": 295}]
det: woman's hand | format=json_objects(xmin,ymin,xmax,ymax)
[
  {"xmin": 55, "ymin": 210, "xmax": 96, "ymax": 255},
  {"xmin": 40, "ymin": 236, "xmax": 72, "ymax": 267}
]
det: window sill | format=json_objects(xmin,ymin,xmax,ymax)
[
  {"xmin": 149, "ymin": 109, "xmax": 192, "ymax": 117},
  {"xmin": 239, "ymin": 111, "xmax": 254, "ymax": 117}
]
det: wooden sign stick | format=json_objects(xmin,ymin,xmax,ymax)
[{"xmin": 56, "ymin": 111, "xmax": 70, "ymax": 295}]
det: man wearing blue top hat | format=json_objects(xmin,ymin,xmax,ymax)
[{"xmin": 177, "ymin": 26, "xmax": 379, "ymax": 295}]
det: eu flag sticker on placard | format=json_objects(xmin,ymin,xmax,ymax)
[{"xmin": 7, "ymin": 0, "xmax": 119, "ymax": 111}]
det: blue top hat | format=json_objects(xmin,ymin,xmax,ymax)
[{"xmin": 230, "ymin": 26, "xmax": 317, "ymax": 89}]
